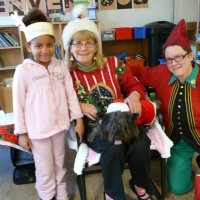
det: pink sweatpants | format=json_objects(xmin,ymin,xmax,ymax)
[{"xmin": 31, "ymin": 130, "xmax": 68, "ymax": 200}]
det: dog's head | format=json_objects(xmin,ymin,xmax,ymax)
[{"xmin": 89, "ymin": 101, "xmax": 139, "ymax": 144}]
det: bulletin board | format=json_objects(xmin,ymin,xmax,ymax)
[
  {"xmin": 0, "ymin": 0, "xmax": 148, "ymax": 16},
  {"xmin": 0, "ymin": 0, "xmax": 75, "ymax": 16}
]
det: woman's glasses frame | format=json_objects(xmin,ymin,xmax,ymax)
[
  {"xmin": 165, "ymin": 52, "xmax": 189, "ymax": 64},
  {"xmin": 71, "ymin": 41, "xmax": 96, "ymax": 49}
]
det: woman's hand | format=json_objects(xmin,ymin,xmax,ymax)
[
  {"xmin": 80, "ymin": 103, "xmax": 98, "ymax": 121},
  {"xmin": 18, "ymin": 133, "xmax": 32, "ymax": 151},
  {"xmin": 124, "ymin": 91, "xmax": 141, "ymax": 115},
  {"xmin": 74, "ymin": 118, "xmax": 84, "ymax": 143}
]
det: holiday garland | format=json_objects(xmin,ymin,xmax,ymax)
[
  {"xmin": 76, "ymin": 80, "xmax": 103, "ymax": 112},
  {"xmin": 116, "ymin": 61, "xmax": 126, "ymax": 74}
]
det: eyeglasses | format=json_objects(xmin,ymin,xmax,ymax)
[
  {"xmin": 71, "ymin": 41, "xmax": 96, "ymax": 49},
  {"xmin": 165, "ymin": 53, "xmax": 189, "ymax": 64}
]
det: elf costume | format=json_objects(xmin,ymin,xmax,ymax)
[{"xmin": 131, "ymin": 19, "xmax": 200, "ymax": 195}]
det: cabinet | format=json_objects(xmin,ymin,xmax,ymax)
[{"xmin": 102, "ymin": 39, "xmax": 148, "ymax": 59}]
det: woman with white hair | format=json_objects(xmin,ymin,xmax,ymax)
[{"xmin": 62, "ymin": 5, "xmax": 156, "ymax": 200}]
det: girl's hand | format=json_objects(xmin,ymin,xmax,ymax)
[
  {"xmin": 74, "ymin": 118, "xmax": 84, "ymax": 143},
  {"xmin": 80, "ymin": 103, "xmax": 97, "ymax": 121},
  {"xmin": 18, "ymin": 133, "xmax": 32, "ymax": 151},
  {"xmin": 124, "ymin": 91, "xmax": 141, "ymax": 115}
]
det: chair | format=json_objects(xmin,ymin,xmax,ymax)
[
  {"xmin": 77, "ymin": 150, "xmax": 166, "ymax": 200},
  {"xmin": 76, "ymin": 112, "xmax": 167, "ymax": 200}
]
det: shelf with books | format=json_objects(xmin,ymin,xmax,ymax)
[
  {"xmin": 0, "ymin": 25, "xmax": 23, "ymax": 80},
  {"xmin": 0, "ymin": 32, "xmax": 20, "ymax": 47},
  {"xmin": 0, "ymin": 25, "xmax": 23, "ymax": 68}
]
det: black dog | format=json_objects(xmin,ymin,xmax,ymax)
[{"xmin": 88, "ymin": 111, "xmax": 139, "ymax": 144}]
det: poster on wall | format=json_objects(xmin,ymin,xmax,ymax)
[
  {"xmin": 0, "ymin": 0, "xmax": 149, "ymax": 16},
  {"xmin": 73, "ymin": 0, "xmax": 96, "ymax": 8},
  {"xmin": 0, "ymin": 0, "xmax": 8, "ymax": 16},
  {"xmin": 45, "ymin": 0, "xmax": 64, "ymax": 14},
  {"xmin": 117, "ymin": 0, "xmax": 132, "ymax": 9},
  {"xmin": 63, "ymin": 0, "xmax": 74, "ymax": 12},
  {"xmin": 8, "ymin": 0, "xmax": 26, "ymax": 15},
  {"xmin": 27, "ymin": 0, "xmax": 47, "ymax": 13},
  {"xmin": 100, "ymin": 0, "xmax": 116, "ymax": 10},
  {"xmin": 133, "ymin": 0, "xmax": 148, "ymax": 8}
]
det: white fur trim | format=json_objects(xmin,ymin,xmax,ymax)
[
  {"xmin": 72, "ymin": 4, "xmax": 88, "ymax": 19},
  {"xmin": 147, "ymin": 118, "xmax": 173, "ymax": 158},
  {"xmin": 106, "ymin": 102, "xmax": 130, "ymax": 113},
  {"xmin": 73, "ymin": 143, "xmax": 89, "ymax": 175}
]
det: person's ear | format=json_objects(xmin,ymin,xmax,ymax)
[
  {"xmin": 25, "ymin": 42, "xmax": 31, "ymax": 53},
  {"xmin": 69, "ymin": 43, "xmax": 73, "ymax": 53},
  {"xmin": 188, "ymin": 51, "xmax": 194, "ymax": 60}
]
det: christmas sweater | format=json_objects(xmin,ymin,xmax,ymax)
[{"xmin": 70, "ymin": 56, "xmax": 155, "ymax": 125}]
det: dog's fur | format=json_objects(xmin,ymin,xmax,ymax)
[{"xmin": 88, "ymin": 111, "xmax": 139, "ymax": 144}]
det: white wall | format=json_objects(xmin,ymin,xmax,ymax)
[
  {"xmin": 98, "ymin": 0, "xmax": 174, "ymax": 28},
  {"xmin": 0, "ymin": 0, "xmax": 199, "ymax": 29},
  {"xmin": 174, "ymin": 0, "xmax": 198, "ymax": 23}
]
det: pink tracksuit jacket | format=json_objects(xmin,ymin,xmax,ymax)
[{"xmin": 13, "ymin": 57, "xmax": 83, "ymax": 139}]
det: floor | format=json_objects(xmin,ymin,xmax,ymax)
[{"xmin": 0, "ymin": 145, "xmax": 199, "ymax": 200}]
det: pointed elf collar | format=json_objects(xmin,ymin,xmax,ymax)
[{"xmin": 168, "ymin": 63, "xmax": 199, "ymax": 88}]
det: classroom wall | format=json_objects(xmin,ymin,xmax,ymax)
[
  {"xmin": 0, "ymin": 0, "xmax": 199, "ymax": 29},
  {"xmin": 98, "ymin": 0, "xmax": 174, "ymax": 28},
  {"xmin": 98, "ymin": 0, "xmax": 199, "ymax": 28},
  {"xmin": 174, "ymin": 0, "xmax": 198, "ymax": 23}
]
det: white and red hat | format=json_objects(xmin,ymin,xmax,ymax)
[{"xmin": 62, "ymin": 5, "xmax": 101, "ymax": 52}]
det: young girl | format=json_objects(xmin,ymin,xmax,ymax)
[{"xmin": 11, "ymin": 8, "xmax": 84, "ymax": 200}]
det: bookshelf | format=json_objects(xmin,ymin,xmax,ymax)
[
  {"xmin": 0, "ymin": 25, "xmax": 23, "ymax": 80},
  {"xmin": 102, "ymin": 39, "xmax": 148, "ymax": 59},
  {"xmin": 0, "ymin": 25, "xmax": 23, "ymax": 67}
]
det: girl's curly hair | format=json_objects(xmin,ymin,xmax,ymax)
[{"xmin": 22, "ymin": 8, "xmax": 47, "ymax": 26}]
